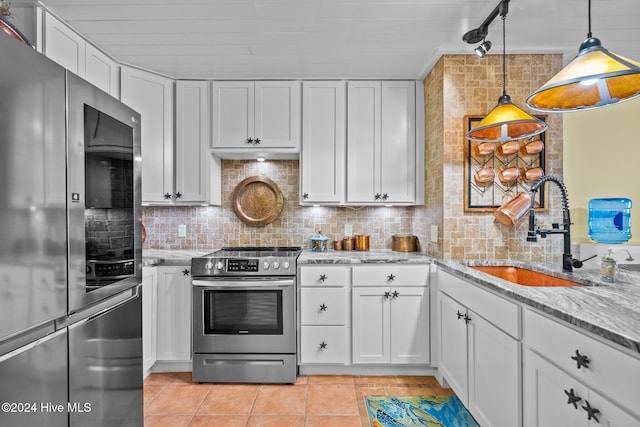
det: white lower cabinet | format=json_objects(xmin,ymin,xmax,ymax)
[
  {"xmin": 437, "ymin": 269, "xmax": 521, "ymax": 427},
  {"xmin": 298, "ymin": 266, "xmax": 348, "ymax": 365},
  {"xmin": 524, "ymin": 349, "xmax": 639, "ymax": 427},
  {"xmin": 523, "ymin": 309, "xmax": 640, "ymax": 426},
  {"xmin": 142, "ymin": 266, "xmax": 157, "ymax": 373},
  {"xmin": 352, "ymin": 264, "xmax": 429, "ymax": 365},
  {"xmin": 155, "ymin": 266, "xmax": 192, "ymax": 362}
]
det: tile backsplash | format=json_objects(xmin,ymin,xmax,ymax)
[{"xmin": 142, "ymin": 160, "xmax": 414, "ymax": 251}]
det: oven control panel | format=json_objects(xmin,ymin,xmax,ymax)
[{"xmin": 227, "ymin": 259, "xmax": 259, "ymax": 272}]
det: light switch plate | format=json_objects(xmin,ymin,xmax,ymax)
[
  {"xmin": 344, "ymin": 224, "xmax": 353, "ymax": 236},
  {"xmin": 430, "ymin": 225, "xmax": 438, "ymax": 243},
  {"xmin": 178, "ymin": 224, "xmax": 187, "ymax": 237}
]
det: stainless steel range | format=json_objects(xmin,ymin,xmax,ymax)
[{"xmin": 191, "ymin": 246, "xmax": 302, "ymax": 384}]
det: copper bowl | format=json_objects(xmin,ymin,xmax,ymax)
[{"xmin": 392, "ymin": 235, "xmax": 417, "ymax": 252}]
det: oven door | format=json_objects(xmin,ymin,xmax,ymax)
[{"xmin": 192, "ymin": 279, "xmax": 295, "ymax": 354}]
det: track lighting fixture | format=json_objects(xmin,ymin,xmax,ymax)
[
  {"xmin": 465, "ymin": 1, "xmax": 548, "ymax": 142},
  {"xmin": 475, "ymin": 40, "xmax": 492, "ymax": 58},
  {"xmin": 527, "ymin": 0, "xmax": 640, "ymax": 112}
]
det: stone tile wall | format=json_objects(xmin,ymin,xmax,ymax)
[{"xmin": 143, "ymin": 160, "xmax": 413, "ymax": 251}]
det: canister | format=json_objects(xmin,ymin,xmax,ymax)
[
  {"xmin": 342, "ymin": 237, "xmax": 354, "ymax": 251},
  {"xmin": 354, "ymin": 235, "xmax": 370, "ymax": 251}
]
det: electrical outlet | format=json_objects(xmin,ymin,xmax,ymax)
[
  {"xmin": 178, "ymin": 224, "xmax": 187, "ymax": 237},
  {"xmin": 344, "ymin": 224, "xmax": 353, "ymax": 237},
  {"xmin": 430, "ymin": 225, "xmax": 438, "ymax": 243}
]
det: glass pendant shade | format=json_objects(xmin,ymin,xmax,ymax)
[
  {"xmin": 466, "ymin": 94, "xmax": 548, "ymax": 142},
  {"xmin": 527, "ymin": 38, "xmax": 640, "ymax": 112}
]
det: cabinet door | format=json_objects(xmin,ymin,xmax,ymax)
[
  {"xmin": 211, "ymin": 81, "xmax": 254, "ymax": 149},
  {"xmin": 524, "ymin": 349, "xmax": 640, "ymax": 427},
  {"xmin": 121, "ymin": 67, "xmax": 174, "ymax": 204},
  {"xmin": 254, "ymin": 81, "xmax": 301, "ymax": 149},
  {"xmin": 439, "ymin": 292, "xmax": 469, "ymax": 404},
  {"xmin": 43, "ymin": 12, "xmax": 85, "ymax": 76},
  {"xmin": 85, "ymin": 43, "xmax": 119, "ymax": 98},
  {"xmin": 142, "ymin": 267, "xmax": 157, "ymax": 373},
  {"xmin": 175, "ymin": 81, "xmax": 209, "ymax": 203},
  {"xmin": 468, "ymin": 309, "xmax": 521, "ymax": 427},
  {"xmin": 156, "ymin": 267, "xmax": 192, "ymax": 361},
  {"xmin": 380, "ymin": 81, "xmax": 415, "ymax": 203},
  {"xmin": 352, "ymin": 287, "xmax": 389, "ymax": 364},
  {"xmin": 390, "ymin": 286, "xmax": 429, "ymax": 364},
  {"xmin": 301, "ymin": 81, "xmax": 346, "ymax": 203},
  {"xmin": 300, "ymin": 326, "xmax": 346, "ymax": 364},
  {"xmin": 347, "ymin": 81, "xmax": 380, "ymax": 203}
]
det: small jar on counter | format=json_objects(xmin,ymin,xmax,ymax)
[{"xmin": 601, "ymin": 253, "xmax": 616, "ymax": 282}]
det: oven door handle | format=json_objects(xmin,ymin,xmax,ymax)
[{"xmin": 192, "ymin": 279, "xmax": 294, "ymax": 288}]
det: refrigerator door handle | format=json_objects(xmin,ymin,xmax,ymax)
[
  {"xmin": 0, "ymin": 328, "xmax": 67, "ymax": 364},
  {"xmin": 61, "ymin": 286, "xmax": 140, "ymax": 330}
]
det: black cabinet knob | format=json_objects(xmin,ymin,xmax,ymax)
[
  {"xmin": 163, "ymin": 193, "xmax": 172, "ymax": 200},
  {"xmin": 319, "ymin": 303, "xmax": 327, "ymax": 312},
  {"xmin": 463, "ymin": 313, "xmax": 471, "ymax": 324},
  {"xmin": 182, "ymin": 269, "xmax": 190, "ymax": 276},
  {"xmin": 175, "ymin": 192, "xmax": 182, "ymax": 199},
  {"xmin": 247, "ymin": 138, "xmax": 254, "ymax": 144},
  {"xmin": 564, "ymin": 388, "xmax": 582, "ymax": 409},
  {"xmin": 303, "ymin": 193, "xmax": 309, "ymax": 200},
  {"xmin": 319, "ymin": 341, "xmax": 327, "ymax": 350},
  {"xmin": 582, "ymin": 400, "xmax": 600, "ymax": 423},
  {"xmin": 392, "ymin": 290, "xmax": 399, "ymax": 299},
  {"xmin": 319, "ymin": 274, "xmax": 327, "ymax": 282},
  {"xmin": 384, "ymin": 291, "xmax": 391, "ymax": 299},
  {"xmin": 382, "ymin": 193, "xmax": 389, "ymax": 200},
  {"xmin": 254, "ymin": 138, "xmax": 261, "ymax": 145},
  {"xmin": 457, "ymin": 310, "xmax": 464, "ymax": 320},
  {"xmin": 571, "ymin": 350, "xmax": 590, "ymax": 369},
  {"xmin": 374, "ymin": 193, "xmax": 381, "ymax": 200},
  {"xmin": 387, "ymin": 274, "xmax": 395, "ymax": 282}
]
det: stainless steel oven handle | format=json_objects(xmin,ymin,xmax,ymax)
[{"xmin": 192, "ymin": 279, "xmax": 294, "ymax": 288}]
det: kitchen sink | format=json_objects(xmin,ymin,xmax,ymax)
[{"xmin": 470, "ymin": 266, "xmax": 579, "ymax": 287}]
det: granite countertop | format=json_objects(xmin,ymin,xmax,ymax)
[
  {"xmin": 143, "ymin": 249, "xmax": 211, "ymax": 267},
  {"xmin": 298, "ymin": 249, "xmax": 433, "ymax": 264},
  {"xmin": 436, "ymin": 259, "xmax": 640, "ymax": 355}
]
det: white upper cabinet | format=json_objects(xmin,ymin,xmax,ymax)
[
  {"xmin": 347, "ymin": 81, "xmax": 416, "ymax": 204},
  {"xmin": 300, "ymin": 81, "xmax": 346, "ymax": 204},
  {"xmin": 120, "ymin": 66, "xmax": 174, "ymax": 204},
  {"xmin": 43, "ymin": 12, "xmax": 119, "ymax": 98},
  {"xmin": 175, "ymin": 81, "xmax": 221, "ymax": 205},
  {"xmin": 211, "ymin": 81, "xmax": 301, "ymax": 157}
]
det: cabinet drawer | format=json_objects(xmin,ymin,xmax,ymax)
[
  {"xmin": 525, "ymin": 309, "xmax": 640, "ymax": 417},
  {"xmin": 352, "ymin": 264, "xmax": 428, "ymax": 287},
  {"xmin": 300, "ymin": 326, "xmax": 346, "ymax": 364},
  {"xmin": 299, "ymin": 266, "xmax": 348, "ymax": 287},
  {"xmin": 300, "ymin": 288, "xmax": 346, "ymax": 325},
  {"xmin": 438, "ymin": 270, "xmax": 520, "ymax": 339}
]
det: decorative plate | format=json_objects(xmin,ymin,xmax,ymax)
[{"xmin": 232, "ymin": 176, "xmax": 284, "ymax": 227}]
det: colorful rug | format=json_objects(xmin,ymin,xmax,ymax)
[{"xmin": 366, "ymin": 395, "xmax": 480, "ymax": 427}]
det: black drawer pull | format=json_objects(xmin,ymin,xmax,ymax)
[
  {"xmin": 319, "ymin": 341, "xmax": 327, "ymax": 350},
  {"xmin": 571, "ymin": 349, "xmax": 590, "ymax": 369},
  {"xmin": 564, "ymin": 388, "xmax": 582, "ymax": 409},
  {"xmin": 582, "ymin": 400, "xmax": 600, "ymax": 423},
  {"xmin": 319, "ymin": 304, "xmax": 327, "ymax": 312}
]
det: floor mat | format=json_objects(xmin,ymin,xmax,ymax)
[{"xmin": 366, "ymin": 395, "xmax": 480, "ymax": 427}]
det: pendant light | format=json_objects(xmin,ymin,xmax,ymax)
[
  {"xmin": 527, "ymin": 0, "xmax": 640, "ymax": 112},
  {"xmin": 466, "ymin": 2, "xmax": 548, "ymax": 142}
]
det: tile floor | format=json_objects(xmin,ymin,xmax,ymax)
[{"xmin": 144, "ymin": 373, "xmax": 455, "ymax": 427}]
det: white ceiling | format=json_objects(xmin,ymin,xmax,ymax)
[{"xmin": 18, "ymin": 0, "xmax": 640, "ymax": 79}]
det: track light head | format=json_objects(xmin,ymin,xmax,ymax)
[{"xmin": 475, "ymin": 40, "xmax": 492, "ymax": 57}]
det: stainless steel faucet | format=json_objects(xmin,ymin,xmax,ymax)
[{"xmin": 526, "ymin": 175, "xmax": 582, "ymax": 272}]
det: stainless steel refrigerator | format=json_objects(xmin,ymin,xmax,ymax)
[{"xmin": 0, "ymin": 31, "xmax": 143, "ymax": 427}]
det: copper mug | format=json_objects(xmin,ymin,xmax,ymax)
[
  {"xmin": 473, "ymin": 167, "xmax": 495, "ymax": 187},
  {"xmin": 497, "ymin": 140, "xmax": 520, "ymax": 155},
  {"xmin": 521, "ymin": 139, "xmax": 544, "ymax": 155},
  {"xmin": 494, "ymin": 192, "xmax": 532, "ymax": 227},
  {"xmin": 522, "ymin": 167, "xmax": 544, "ymax": 184},
  {"xmin": 473, "ymin": 141, "xmax": 495, "ymax": 157},
  {"xmin": 498, "ymin": 167, "xmax": 521, "ymax": 184}
]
